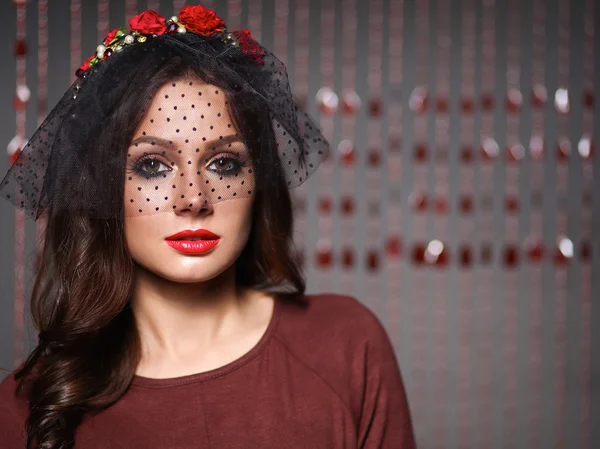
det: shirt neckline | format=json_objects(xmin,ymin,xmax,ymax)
[{"xmin": 131, "ymin": 292, "xmax": 282, "ymax": 388}]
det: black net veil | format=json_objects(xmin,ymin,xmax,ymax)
[{"xmin": 0, "ymin": 27, "xmax": 329, "ymax": 220}]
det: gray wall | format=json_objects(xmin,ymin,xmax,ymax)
[{"xmin": 0, "ymin": 1, "xmax": 598, "ymax": 449}]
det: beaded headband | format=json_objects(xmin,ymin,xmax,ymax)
[{"xmin": 77, "ymin": 4, "xmax": 264, "ymax": 77}]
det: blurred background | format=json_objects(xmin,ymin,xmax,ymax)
[{"xmin": 0, "ymin": 0, "xmax": 597, "ymax": 448}]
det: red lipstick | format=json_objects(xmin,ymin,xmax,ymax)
[{"xmin": 165, "ymin": 229, "xmax": 220, "ymax": 255}]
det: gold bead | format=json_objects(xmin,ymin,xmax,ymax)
[{"xmin": 137, "ymin": 35, "xmax": 147, "ymax": 43}]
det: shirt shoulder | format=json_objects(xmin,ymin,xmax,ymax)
[
  {"xmin": 0, "ymin": 369, "xmax": 29, "ymax": 447},
  {"xmin": 276, "ymin": 292, "xmax": 390, "ymax": 348},
  {"xmin": 273, "ymin": 293, "xmax": 398, "ymax": 417},
  {"xmin": 274, "ymin": 293, "xmax": 415, "ymax": 448}
]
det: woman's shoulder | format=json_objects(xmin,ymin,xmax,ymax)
[
  {"xmin": 305, "ymin": 292, "xmax": 379, "ymax": 316},
  {"xmin": 273, "ymin": 292, "xmax": 400, "ymax": 419},
  {"xmin": 0, "ymin": 368, "xmax": 29, "ymax": 446},
  {"xmin": 278, "ymin": 292, "xmax": 387, "ymax": 335},
  {"xmin": 274, "ymin": 291, "xmax": 394, "ymax": 356}
]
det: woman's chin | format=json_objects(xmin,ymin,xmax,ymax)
[
  {"xmin": 154, "ymin": 266, "xmax": 229, "ymax": 284},
  {"xmin": 132, "ymin": 255, "xmax": 231, "ymax": 285}
]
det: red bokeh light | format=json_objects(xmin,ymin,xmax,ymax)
[
  {"xmin": 414, "ymin": 143, "xmax": 428, "ymax": 162},
  {"xmin": 386, "ymin": 236, "xmax": 402, "ymax": 257},
  {"xmin": 14, "ymin": 39, "xmax": 27, "ymax": 57},
  {"xmin": 526, "ymin": 239, "xmax": 544, "ymax": 263},
  {"xmin": 436, "ymin": 96, "xmax": 449, "ymax": 113},
  {"xmin": 459, "ymin": 195, "xmax": 473, "ymax": 214},
  {"xmin": 481, "ymin": 92, "xmax": 494, "ymax": 111},
  {"xmin": 341, "ymin": 247, "xmax": 354, "ymax": 269},
  {"xmin": 461, "ymin": 145, "xmax": 475, "ymax": 163},
  {"xmin": 318, "ymin": 196, "xmax": 332, "ymax": 214},
  {"xmin": 316, "ymin": 243, "xmax": 333, "ymax": 268},
  {"xmin": 340, "ymin": 196, "xmax": 354, "ymax": 215},
  {"xmin": 505, "ymin": 196, "xmax": 519, "ymax": 214},
  {"xmin": 366, "ymin": 250, "xmax": 380, "ymax": 271},
  {"xmin": 461, "ymin": 96, "xmax": 474, "ymax": 113},
  {"xmin": 458, "ymin": 245, "xmax": 472, "ymax": 268},
  {"xmin": 412, "ymin": 243, "xmax": 426, "ymax": 265},
  {"xmin": 367, "ymin": 149, "xmax": 381, "ymax": 167},
  {"xmin": 503, "ymin": 244, "xmax": 519, "ymax": 268},
  {"xmin": 369, "ymin": 98, "xmax": 382, "ymax": 117}
]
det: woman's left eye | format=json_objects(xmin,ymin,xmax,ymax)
[{"xmin": 207, "ymin": 156, "xmax": 246, "ymax": 176}]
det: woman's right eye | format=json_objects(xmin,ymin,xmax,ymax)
[{"xmin": 133, "ymin": 157, "xmax": 171, "ymax": 179}]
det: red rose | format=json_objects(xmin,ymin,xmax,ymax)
[
  {"xmin": 103, "ymin": 27, "xmax": 120, "ymax": 45},
  {"xmin": 79, "ymin": 55, "xmax": 96, "ymax": 72},
  {"xmin": 179, "ymin": 4, "xmax": 225, "ymax": 35},
  {"xmin": 76, "ymin": 54, "xmax": 97, "ymax": 76},
  {"xmin": 233, "ymin": 29, "xmax": 265, "ymax": 65},
  {"xmin": 128, "ymin": 10, "xmax": 167, "ymax": 35}
]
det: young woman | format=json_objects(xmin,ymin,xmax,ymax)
[{"xmin": 0, "ymin": 5, "xmax": 416, "ymax": 449}]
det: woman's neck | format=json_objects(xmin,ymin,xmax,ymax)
[{"xmin": 130, "ymin": 263, "xmax": 267, "ymax": 378}]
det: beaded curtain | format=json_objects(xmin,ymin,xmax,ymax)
[{"xmin": 0, "ymin": 1, "xmax": 597, "ymax": 449}]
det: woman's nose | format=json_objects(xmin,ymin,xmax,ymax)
[{"xmin": 172, "ymin": 170, "xmax": 214, "ymax": 216}]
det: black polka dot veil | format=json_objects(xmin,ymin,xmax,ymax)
[{"xmin": 0, "ymin": 30, "xmax": 329, "ymax": 220}]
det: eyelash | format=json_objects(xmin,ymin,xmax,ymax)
[
  {"xmin": 128, "ymin": 153, "xmax": 249, "ymax": 179},
  {"xmin": 207, "ymin": 155, "xmax": 249, "ymax": 176}
]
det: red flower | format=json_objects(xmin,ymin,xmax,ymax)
[
  {"xmin": 233, "ymin": 30, "xmax": 265, "ymax": 65},
  {"xmin": 76, "ymin": 55, "xmax": 97, "ymax": 77},
  {"xmin": 179, "ymin": 4, "xmax": 225, "ymax": 35},
  {"xmin": 103, "ymin": 27, "xmax": 120, "ymax": 45},
  {"xmin": 128, "ymin": 10, "xmax": 167, "ymax": 35},
  {"xmin": 79, "ymin": 55, "xmax": 96, "ymax": 72}
]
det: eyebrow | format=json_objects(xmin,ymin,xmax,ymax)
[{"xmin": 129, "ymin": 134, "xmax": 244, "ymax": 150}]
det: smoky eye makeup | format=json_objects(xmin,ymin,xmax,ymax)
[
  {"xmin": 126, "ymin": 130, "xmax": 253, "ymax": 178},
  {"xmin": 126, "ymin": 153, "xmax": 173, "ymax": 180},
  {"xmin": 126, "ymin": 149, "xmax": 252, "ymax": 181},
  {"xmin": 205, "ymin": 152, "xmax": 250, "ymax": 177}
]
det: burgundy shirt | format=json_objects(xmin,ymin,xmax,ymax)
[{"xmin": 0, "ymin": 293, "xmax": 416, "ymax": 448}]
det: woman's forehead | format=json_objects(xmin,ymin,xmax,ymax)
[{"xmin": 135, "ymin": 78, "xmax": 236, "ymax": 142}]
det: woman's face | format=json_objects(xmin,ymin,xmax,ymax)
[{"xmin": 124, "ymin": 76, "xmax": 256, "ymax": 283}]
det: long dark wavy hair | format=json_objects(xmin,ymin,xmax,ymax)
[{"xmin": 11, "ymin": 56, "xmax": 305, "ymax": 449}]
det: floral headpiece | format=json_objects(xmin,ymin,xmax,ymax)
[
  {"xmin": 77, "ymin": 4, "xmax": 264, "ymax": 77},
  {"xmin": 1, "ymin": 3, "xmax": 330, "ymax": 221}
]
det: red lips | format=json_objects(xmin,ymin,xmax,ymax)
[
  {"xmin": 166, "ymin": 229, "xmax": 220, "ymax": 241},
  {"xmin": 165, "ymin": 229, "xmax": 220, "ymax": 255}
]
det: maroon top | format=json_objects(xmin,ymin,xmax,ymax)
[{"xmin": 0, "ymin": 293, "xmax": 416, "ymax": 448}]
